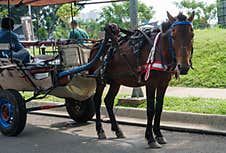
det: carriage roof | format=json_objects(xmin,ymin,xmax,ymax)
[
  {"xmin": 0, "ymin": 0, "xmax": 81, "ymax": 6},
  {"xmin": 0, "ymin": 0, "xmax": 126, "ymax": 6}
]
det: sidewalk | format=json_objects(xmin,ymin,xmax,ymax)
[{"xmin": 105, "ymin": 86, "xmax": 226, "ymax": 99}]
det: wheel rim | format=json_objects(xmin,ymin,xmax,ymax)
[{"xmin": 0, "ymin": 99, "xmax": 13, "ymax": 128}]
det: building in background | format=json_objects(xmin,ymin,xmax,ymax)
[
  {"xmin": 21, "ymin": 16, "xmax": 35, "ymax": 41},
  {"xmin": 218, "ymin": 0, "xmax": 226, "ymax": 27}
]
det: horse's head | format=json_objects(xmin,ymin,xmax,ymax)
[
  {"xmin": 104, "ymin": 23, "xmax": 120, "ymax": 41},
  {"xmin": 166, "ymin": 11, "xmax": 195, "ymax": 75}
]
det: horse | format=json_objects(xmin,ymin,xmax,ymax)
[{"xmin": 88, "ymin": 11, "xmax": 195, "ymax": 148}]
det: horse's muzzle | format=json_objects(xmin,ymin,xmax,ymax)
[{"xmin": 178, "ymin": 64, "xmax": 190, "ymax": 75}]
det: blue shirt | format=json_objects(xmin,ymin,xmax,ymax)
[{"xmin": 0, "ymin": 29, "xmax": 24, "ymax": 52}]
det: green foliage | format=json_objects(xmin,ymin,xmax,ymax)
[
  {"xmin": 32, "ymin": 6, "xmax": 63, "ymax": 40},
  {"xmin": 53, "ymin": 25, "xmax": 69, "ymax": 39},
  {"xmin": 99, "ymin": 2, "xmax": 154, "ymax": 29},
  {"xmin": 0, "ymin": 6, "xmax": 8, "ymax": 19},
  {"xmin": 170, "ymin": 27, "xmax": 226, "ymax": 88},
  {"xmin": 174, "ymin": 0, "xmax": 217, "ymax": 28},
  {"xmin": 56, "ymin": 4, "xmax": 79, "ymax": 26},
  {"xmin": 78, "ymin": 19, "xmax": 102, "ymax": 39},
  {"xmin": 36, "ymin": 27, "xmax": 48, "ymax": 40},
  {"xmin": 0, "ymin": 5, "xmax": 29, "ymax": 24}
]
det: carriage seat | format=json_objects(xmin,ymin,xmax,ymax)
[{"xmin": 59, "ymin": 43, "xmax": 91, "ymax": 67}]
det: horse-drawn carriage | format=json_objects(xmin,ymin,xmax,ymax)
[
  {"xmin": 0, "ymin": 0, "xmax": 195, "ymax": 149},
  {"xmin": 0, "ymin": 0, "xmax": 110, "ymax": 136}
]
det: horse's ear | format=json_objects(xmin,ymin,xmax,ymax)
[
  {"xmin": 167, "ymin": 11, "xmax": 176, "ymax": 22},
  {"xmin": 188, "ymin": 11, "xmax": 195, "ymax": 22}
]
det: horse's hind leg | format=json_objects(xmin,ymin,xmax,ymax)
[
  {"xmin": 104, "ymin": 83, "xmax": 125, "ymax": 138},
  {"xmin": 94, "ymin": 81, "xmax": 106, "ymax": 139},
  {"xmin": 145, "ymin": 85, "xmax": 162, "ymax": 148},
  {"xmin": 153, "ymin": 85, "xmax": 168, "ymax": 144}
]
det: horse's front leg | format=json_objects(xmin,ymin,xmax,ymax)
[
  {"xmin": 94, "ymin": 81, "xmax": 106, "ymax": 139},
  {"xmin": 145, "ymin": 85, "xmax": 162, "ymax": 148},
  {"xmin": 153, "ymin": 85, "xmax": 168, "ymax": 144},
  {"xmin": 104, "ymin": 83, "xmax": 125, "ymax": 138}
]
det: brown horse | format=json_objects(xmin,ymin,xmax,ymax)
[{"xmin": 89, "ymin": 11, "xmax": 195, "ymax": 148}]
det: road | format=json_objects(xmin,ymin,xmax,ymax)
[{"xmin": 0, "ymin": 114, "xmax": 226, "ymax": 153}]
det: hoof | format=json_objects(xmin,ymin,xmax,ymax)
[
  {"xmin": 98, "ymin": 131, "xmax": 106, "ymax": 139},
  {"xmin": 156, "ymin": 136, "xmax": 167, "ymax": 144},
  {"xmin": 148, "ymin": 141, "xmax": 162, "ymax": 149},
  {"xmin": 115, "ymin": 130, "xmax": 125, "ymax": 138}
]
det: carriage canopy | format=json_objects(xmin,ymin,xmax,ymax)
[{"xmin": 0, "ymin": 0, "xmax": 126, "ymax": 6}]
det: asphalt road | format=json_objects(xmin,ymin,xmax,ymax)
[{"xmin": 0, "ymin": 114, "xmax": 226, "ymax": 153}]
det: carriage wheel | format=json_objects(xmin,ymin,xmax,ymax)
[
  {"xmin": 65, "ymin": 96, "xmax": 95, "ymax": 123},
  {"xmin": 0, "ymin": 89, "xmax": 27, "ymax": 136}
]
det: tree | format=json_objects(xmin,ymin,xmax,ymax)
[
  {"xmin": 174, "ymin": 0, "xmax": 217, "ymax": 28},
  {"xmin": 0, "ymin": 5, "xmax": 28, "ymax": 23},
  {"xmin": 0, "ymin": 6, "xmax": 8, "ymax": 19},
  {"xmin": 99, "ymin": 2, "xmax": 154, "ymax": 29},
  {"xmin": 56, "ymin": 4, "xmax": 80, "ymax": 26},
  {"xmin": 79, "ymin": 19, "xmax": 102, "ymax": 39},
  {"xmin": 32, "ymin": 5, "xmax": 63, "ymax": 40}
]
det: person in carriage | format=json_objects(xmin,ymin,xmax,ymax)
[
  {"xmin": 0, "ymin": 17, "xmax": 31, "ymax": 64},
  {"xmin": 69, "ymin": 19, "xmax": 89, "ymax": 44}
]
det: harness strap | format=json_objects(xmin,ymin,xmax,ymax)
[
  {"xmin": 144, "ymin": 61, "xmax": 171, "ymax": 81},
  {"xmin": 171, "ymin": 21, "xmax": 192, "ymax": 28},
  {"xmin": 167, "ymin": 31, "xmax": 176, "ymax": 61},
  {"xmin": 147, "ymin": 32, "xmax": 161, "ymax": 63}
]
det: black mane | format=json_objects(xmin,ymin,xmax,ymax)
[{"xmin": 161, "ymin": 12, "xmax": 188, "ymax": 33}]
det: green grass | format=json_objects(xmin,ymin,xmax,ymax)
[
  {"xmin": 21, "ymin": 92, "xmax": 226, "ymax": 115},
  {"xmin": 116, "ymin": 95, "xmax": 226, "ymax": 115},
  {"xmin": 169, "ymin": 27, "xmax": 226, "ymax": 88},
  {"xmin": 21, "ymin": 92, "xmax": 63, "ymax": 102}
]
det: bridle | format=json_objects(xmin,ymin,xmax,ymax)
[{"xmin": 167, "ymin": 21, "xmax": 192, "ymax": 70}]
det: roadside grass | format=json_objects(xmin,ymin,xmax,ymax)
[
  {"xmin": 116, "ymin": 96, "xmax": 226, "ymax": 115},
  {"xmin": 22, "ymin": 92, "xmax": 226, "ymax": 115},
  {"xmin": 21, "ymin": 92, "xmax": 63, "ymax": 102},
  {"xmin": 170, "ymin": 27, "xmax": 226, "ymax": 88}
]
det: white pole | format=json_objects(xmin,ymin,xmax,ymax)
[
  {"xmin": 129, "ymin": 0, "xmax": 144, "ymax": 98},
  {"xmin": 28, "ymin": 5, "xmax": 32, "ymax": 16},
  {"xmin": 129, "ymin": 0, "xmax": 138, "ymax": 30}
]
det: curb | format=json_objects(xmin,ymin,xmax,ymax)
[{"xmin": 28, "ymin": 101, "xmax": 226, "ymax": 136}]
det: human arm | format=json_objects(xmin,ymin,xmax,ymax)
[{"xmin": 11, "ymin": 32, "xmax": 24, "ymax": 52}]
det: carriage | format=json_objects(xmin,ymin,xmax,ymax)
[{"xmin": 0, "ymin": 0, "xmax": 109, "ymax": 136}]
